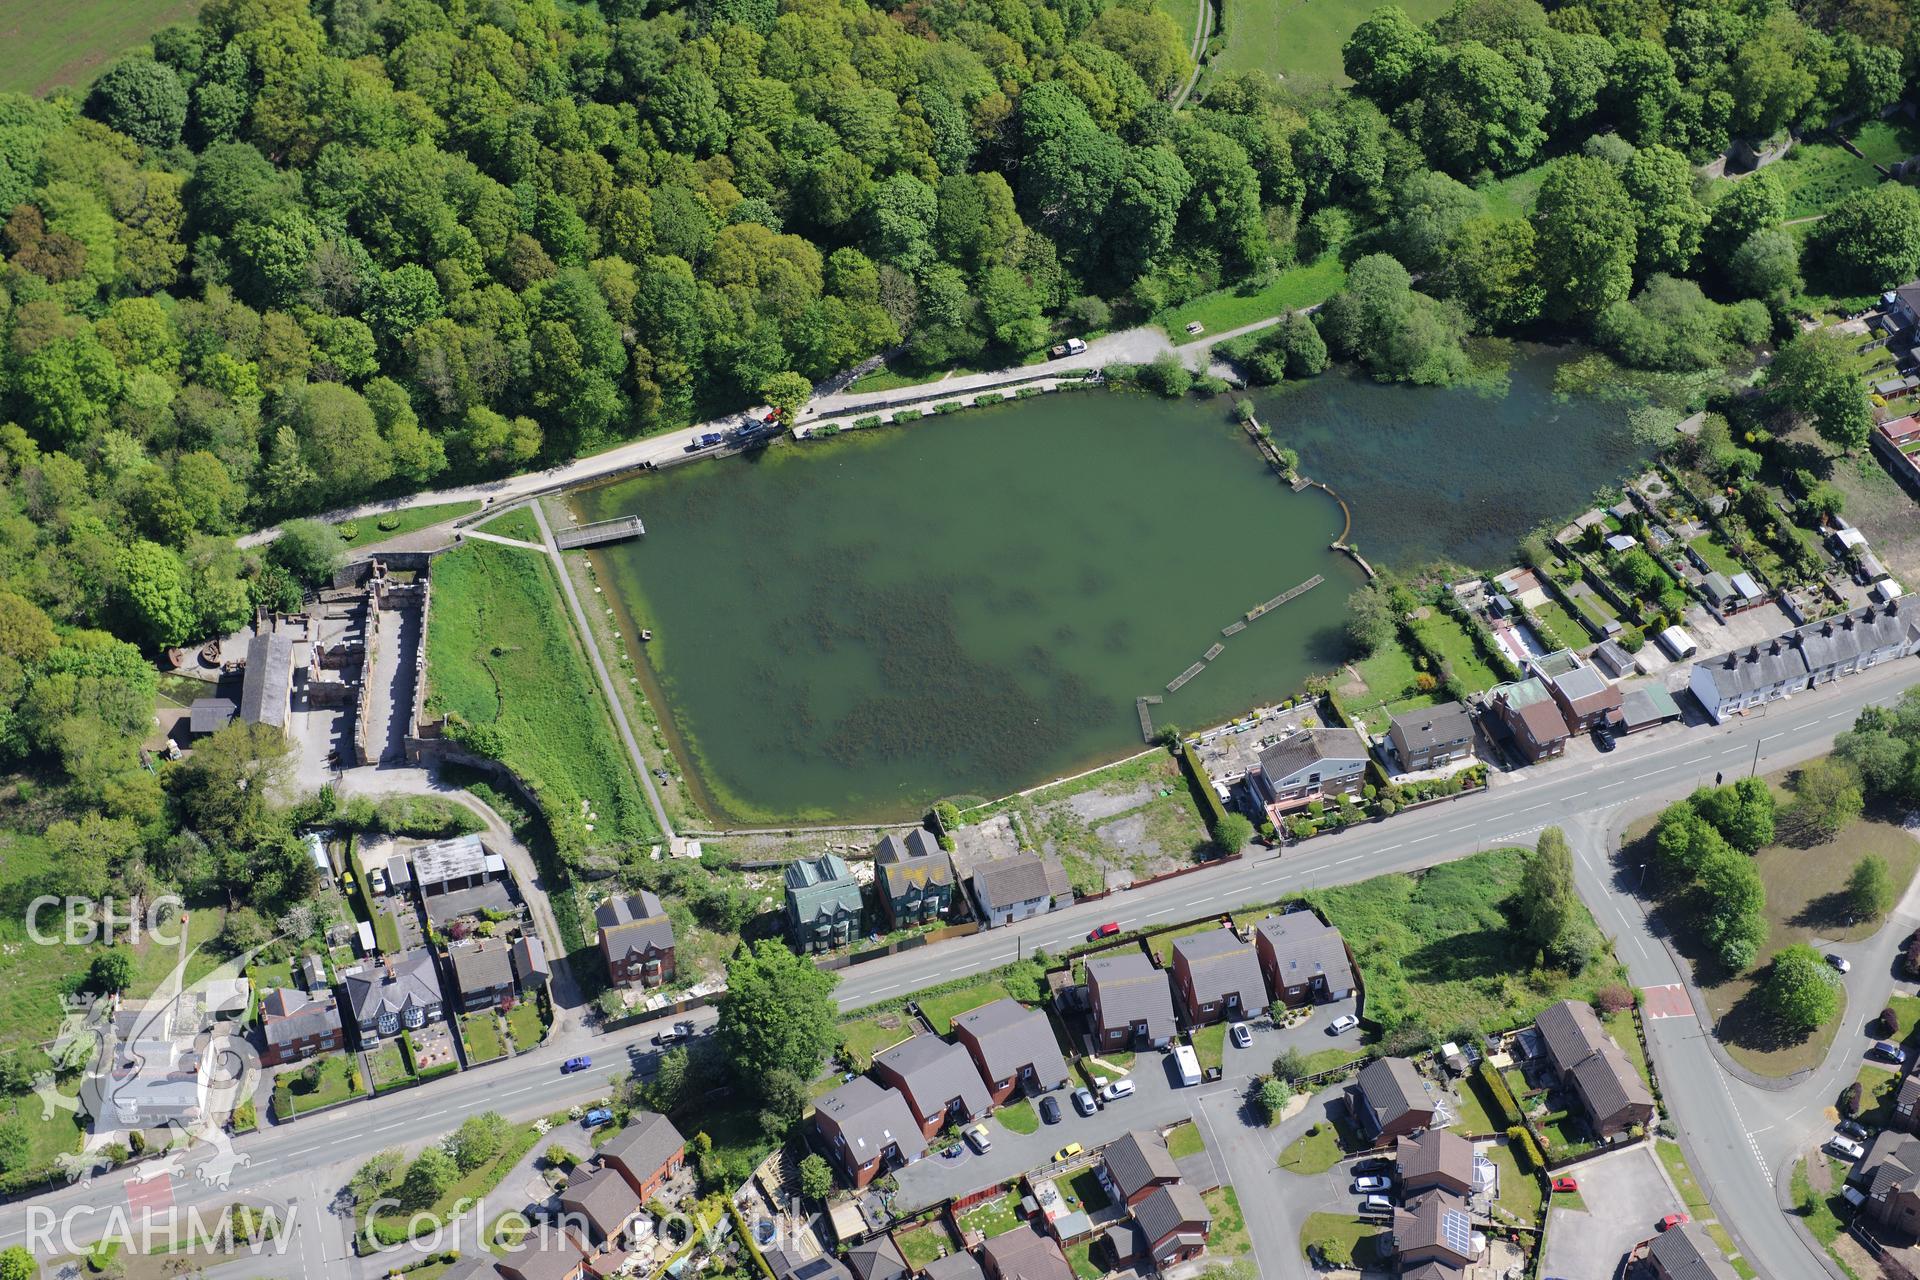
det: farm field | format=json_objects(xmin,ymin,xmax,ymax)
[{"xmin": 0, "ymin": 0, "xmax": 202, "ymax": 94}]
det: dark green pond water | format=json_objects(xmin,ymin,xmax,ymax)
[
  {"xmin": 1252, "ymin": 346, "xmax": 1643, "ymax": 569},
  {"xmin": 574, "ymin": 350, "xmax": 1641, "ymax": 823}
]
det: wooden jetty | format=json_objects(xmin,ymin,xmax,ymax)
[
  {"xmin": 1220, "ymin": 620, "xmax": 1247, "ymax": 637},
  {"xmin": 1166, "ymin": 662, "xmax": 1206, "ymax": 693},
  {"xmin": 1136, "ymin": 695, "xmax": 1163, "ymax": 740},
  {"xmin": 554, "ymin": 515, "xmax": 645, "ymax": 549},
  {"xmin": 1204, "ymin": 643, "xmax": 1225, "ymax": 661},
  {"xmin": 1244, "ymin": 574, "xmax": 1324, "ymax": 623}
]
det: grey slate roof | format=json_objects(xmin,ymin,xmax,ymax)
[
  {"xmin": 1256, "ymin": 727, "xmax": 1369, "ymax": 783},
  {"xmin": 816, "ymin": 1077, "xmax": 927, "ymax": 1164},
  {"xmin": 1391, "ymin": 1189, "xmax": 1472, "ymax": 1264},
  {"xmin": 1646, "ymin": 1221, "xmax": 1741, "ymax": 1280},
  {"xmin": 1254, "ymin": 911, "xmax": 1354, "ymax": 994},
  {"xmin": 1396, "ymin": 1129, "xmax": 1473, "ymax": 1189},
  {"xmin": 449, "ymin": 939, "xmax": 515, "ymax": 995},
  {"xmin": 920, "ymin": 1251, "xmax": 985, "ymax": 1280},
  {"xmin": 880, "ymin": 851, "xmax": 954, "ymax": 901},
  {"xmin": 981, "ymin": 1227, "xmax": 1073, "ymax": 1280},
  {"xmin": 1132, "ymin": 1182, "xmax": 1210, "ymax": 1248},
  {"xmin": 599, "ymin": 1110, "xmax": 685, "ymax": 1183},
  {"xmin": 343, "ymin": 949, "xmax": 442, "ymax": 1023},
  {"xmin": 1172, "ymin": 929, "xmax": 1265, "ymax": 1008},
  {"xmin": 766, "ymin": 1250, "xmax": 854, "ymax": 1280},
  {"xmin": 1086, "ymin": 953, "xmax": 1176, "ymax": 1042},
  {"xmin": 511, "ymin": 934, "xmax": 549, "ymax": 983},
  {"xmin": 1354, "ymin": 1056, "xmax": 1430, "ymax": 1128},
  {"xmin": 561, "ymin": 1163, "xmax": 641, "ymax": 1239},
  {"xmin": 952, "ymin": 1000, "xmax": 1070, "ymax": 1088},
  {"xmin": 596, "ymin": 891, "xmax": 676, "ymax": 955},
  {"xmin": 189, "ymin": 697, "xmax": 237, "ymax": 733},
  {"xmin": 1103, "ymin": 1130, "xmax": 1180, "ymax": 1201},
  {"xmin": 786, "ymin": 854, "xmax": 863, "ymax": 922},
  {"xmin": 439, "ymin": 1258, "xmax": 502, "ymax": 1280},
  {"xmin": 1535, "ymin": 1000, "xmax": 1651, "ymax": 1122},
  {"xmin": 1388, "ymin": 703, "xmax": 1474, "ymax": 755},
  {"xmin": 873, "ymin": 834, "xmax": 910, "ymax": 864},
  {"xmin": 847, "ymin": 1235, "xmax": 909, "ymax": 1280},
  {"xmin": 874, "ymin": 1035, "xmax": 992, "ymax": 1126},
  {"xmin": 972, "ymin": 855, "xmax": 1052, "ymax": 908},
  {"xmin": 260, "ymin": 987, "xmax": 340, "ymax": 1047},
  {"xmin": 239, "ymin": 632, "xmax": 294, "ymax": 727},
  {"xmin": 496, "ymin": 1227, "xmax": 584, "ymax": 1280}
]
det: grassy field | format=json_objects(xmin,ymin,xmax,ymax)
[
  {"xmin": 473, "ymin": 506, "xmax": 543, "ymax": 544},
  {"xmin": 1771, "ymin": 143, "xmax": 1883, "ymax": 221},
  {"xmin": 426, "ymin": 538, "xmax": 660, "ymax": 852},
  {"xmin": 1855, "ymin": 1063, "xmax": 1903, "ymax": 1131},
  {"xmin": 1306, "ymin": 848, "xmax": 1626, "ymax": 1036},
  {"xmin": 919, "ymin": 982, "xmax": 1012, "ymax": 1033},
  {"xmin": 0, "ymin": 0, "xmax": 203, "ymax": 94},
  {"xmin": 1850, "ymin": 119, "xmax": 1920, "ymax": 167},
  {"xmin": 1407, "ymin": 610, "xmax": 1501, "ymax": 693},
  {"xmin": 1158, "ymin": 254, "xmax": 1347, "ymax": 340},
  {"xmin": 835, "ymin": 1009, "xmax": 917, "ymax": 1068},
  {"xmin": 1477, "ymin": 162, "xmax": 1552, "ymax": 221},
  {"xmin": 1211, "ymin": 0, "xmax": 1451, "ymax": 84},
  {"xmin": 1630, "ymin": 776, "xmax": 1917, "ymax": 1077},
  {"xmin": 0, "ymin": 831, "xmax": 91, "ymax": 1058},
  {"xmin": 336, "ymin": 500, "xmax": 480, "ymax": 550}
]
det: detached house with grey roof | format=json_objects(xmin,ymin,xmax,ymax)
[
  {"xmin": 1253, "ymin": 910, "xmax": 1355, "ymax": 1008},
  {"xmin": 1245, "ymin": 728, "xmax": 1370, "ymax": 822},
  {"xmin": 1646, "ymin": 1222, "xmax": 1741, "ymax": 1280},
  {"xmin": 343, "ymin": 949, "xmax": 444, "ymax": 1042},
  {"xmin": 1385, "ymin": 703, "xmax": 1476, "ymax": 774},
  {"xmin": 1170, "ymin": 929, "xmax": 1266, "ymax": 1025},
  {"xmin": 1133, "ymin": 1182, "xmax": 1211, "ymax": 1267},
  {"xmin": 786, "ymin": 855, "xmax": 863, "ymax": 952},
  {"xmin": 447, "ymin": 938, "xmax": 517, "ymax": 1011},
  {"xmin": 240, "ymin": 631, "xmax": 297, "ymax": 732},
  {"xmin": 1087, "ymin": 953, "xmax": 1176, "ymax": 1051},
  {"xmin": 1859, "ymin": 1131, "xmax": 1920, "ymax": 1233},
  {"xmin": 596, "ymin": 891, "xmax": 676, "ymax": 987},
  {"xmin": 952, "ymin": 999, "xmax": 1070, "ymax": 1104},
  {"xmin": 1100, "ymin": 1130, "xmax": 1181, "ymax": 1207},
  {"xmin": 257, "ymin": 987, "xmax": 343, "ymax": 1067},
  {"xmin": 971, "ymin": 853, "xmax": 1068, "ymax": 927},
  {"xmin": 1347, "ymin": 1056, "xmax": 1434, "ymax": 1141},
  {"xmin": 873, "ymin": 830, "xmax": 954, "ymax": 928},
  {"xmin": 873, "ymin": 1034, "xmax": 994, "ymax": 1138},
  {"xmin": 1535, "ymin": 999, "xmax": 1654, "ymax": 1140},
  {"xmin": 812, "ymin": 1077, "xmax": 927, "ymax": 1187}
]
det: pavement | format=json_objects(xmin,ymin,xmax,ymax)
[{"xmin": 10, "ymin": 662, "xmax": 1920, "ymax": 1278}]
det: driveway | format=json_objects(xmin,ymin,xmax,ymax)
[
  {"xmin": 1538, "ymin": 1144, "xmax": 1684, "ymax": 1280},
  {"xmin": 1200, "ymin": 1082, "xmax": 1357, "ymax": 1280},
  {"xmin": 1220, "ymin": 999, "xmax": 1363, "ymax": 1080}
]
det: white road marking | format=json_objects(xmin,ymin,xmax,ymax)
[
  {"xmin": 372, "ymin": 1121, "xmax": 406, "ymax": 1133},
  {"xmin": 1409, "ymin": 834, "xmax": 1437, "ymax": 844},
  {"xmin": 1599, "ymin": 779, "xmax": 1628, "ymax": 790},
  {"xmin": 871, "ymin": 983, "xmax": 898, "ymax": 994},
  {"xmin": 1192, "ymin": 896, "xmax": 1217, "ymax": 905},
  {"xmin": 1332, "ymin": 855, "xmax": 1363, "ymax": 866},
  {"xmin": 1762, "ymin": 733, "xmax": 1786, "ymax": 742},
  {"xmin": 1144, "ymin": 907, "xmax": 1176, "ymax": 919},
  {"xmin": 1448, "ymin": 824, "xmax": 1474, "ymax": 833},
  {"xmin": 1513, "ymin": 802, "xmax": 1550, "ymax": 814},
  {"xmin": 1376, "ymin": 843, "xmax": 1402, "ymax": 853}
]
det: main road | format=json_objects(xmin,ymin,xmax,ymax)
[{"xmin": 8, "ymin": 661, "xmax": 1917, "ymax": 1277}]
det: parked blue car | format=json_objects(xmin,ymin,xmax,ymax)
[
  {"xmin": 562, "ymin": 1055, "xmax": 592, "ymax": 1073},
  {"xmin": 1873, "ymin": 1041, "xmax": 1908, "ymax": 1065},
  {"xmin": 583, "ymin": 1108, "xmax": 614, "ymax": 1127}
]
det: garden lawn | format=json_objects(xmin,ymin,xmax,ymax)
[
  {"xmin": 998, "ymin": 1099, "xmax": 1040, "ymax": 1134},
  {"xmin": 897, "ymin": 1223, "xmax": 959, "ymax": 1270},
  {"xmin": 0, "ymin": 0, "xmax": 203, "ymax": 93},
  {"xmin": 1530, "ymin": 600, "xmax": 1589, "ymax": 652},
  {"xmin": 1066, "ymin": 1168, "xmax": 1112, "ymax": 1212},
  {"xmin": 1211, "ymin": 0, "xmax": 1452, "ymax": 83},
  {"xmin": 1192, "ymin": 1022, "xmax": 1227, "ymax": 1073},
  {"xmin": 460, "ymin": 1012, "xmax": 508, "ymax": 1064},
  {"xmin": 920, "ymin": 982, "xmax": 1011, "ymax": 1033},
  {"xmin": 1489, "ymin": 1139, "xmax": 1541, "ymax": 1225},
  {"xmin": 1167, "ymin": 1124, "xmax": 1205, "ymax": 1159},
  {"xmin": 275, "ymin": 1052, "xmax": 361, "ymax": 1116},
  {"xmin": 1659, "ymin": 1140, "xmax": 1712, "ymax": 1217},
  {"xmin": 1305, "ymin": 848, "xmax": 1626, "ymax": 1035},
  {"xmin": 1688, "ymin": 534, "xmax": 1743, "ymax": 577},
  {"xmin": 836, "ymin": 1012, "xmax": 917, "ymax": 1067},
  {"xmin": 1297, "ymin": 1213, "xmax": 1389, "ymax": 1268},
  {"xmin": 367, "ymin": 1123, "xmax": 541, "ymax": 1245},
  {"xmin": 1157, "ymin": 255, "xmax": 1347, "ymax": 339},
  {"xmin": 1345, "ymin": 634, "xmax": 1425, "ymax": 721},
  {"xmin": 957, "ymin": 1191, "xmax": 1023, "ymax": 1240},
  {"xmin": 1448, "ymin": 1073, "xmax": 1499, "ymax": 1137},
  {"xmin": 336, "ymin": 500, "xmax": 480, "ymax": 549},
  {"xmin": 367, "ymin": 1041, "xmax": 414, "ymax": 1091},
  {"xmin": 505, "ymin": 999, "xmax": 544, "ymax": 1053},
  {"xmin": 1407, "ymin": 611, "xmax": 1501, "ymax": 694},
  {"xmin": 425, "ymin": 539, "xmax": 660, "ymax": 849},
  {"xmin": 1855, "ymin": 1064, "xmax": 1902, "ymax": 1131},
  {"xmin": 1278, "ymin": 1117, "xmax": 1353, "ymax": 1174},
  {"xmin": 471, "ymin": 505, "xmax": 543, "ymax": 544},
  {"xmin": 1891, "ymin": 993, "xmax": 1920, "ymax": 1042},
  {"xmin": 1064, "ymin": 1240, "xmax": 1102, "ymax": 1280},
  {"xmin": 1604, "ymin": 1008, "xmax": 1653, "ymax": 1093},
  {"xmin": 1203, "ymin": 1187, "xmax": 1249, "ymax": 1257}
]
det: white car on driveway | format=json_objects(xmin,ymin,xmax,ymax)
[
  {"xmin": 1328, "ymin": 1014, "xmax": 1359, "ymax": 1035},
  {"xmin": 1102, "ymin": 1079, "xmax": 1135, "ymax": 1103},
  {"xmin": 1351, "ymin": 1175, "xmax": 1391, "ymax": 1193},
  {"xmin": 1827, "ymin": 1136, "xmax": 1866, "ymax": 1161},
  {"xmin": 1230, "ymin": 1023, "xmax": 1252, "ymax": 1049}
]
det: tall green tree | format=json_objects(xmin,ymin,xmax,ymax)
[
  {"xmin": 1532, "ymin": 155, "xmax": 1635, "ymax": 322},
  {"xmin": 718, "ymin": 941, "xmax": 840, "ymax": 1099},
  {"xmin": 1761, "ymin": 943, "xmax": 1841, "ymax": 1038},
  {"xmin": 1767, "ymin": 330, "xmax": 1873, "ymax": 455}
]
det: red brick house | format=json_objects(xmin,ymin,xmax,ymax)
[
  {"xmin": 596, "ymin": 892, "xmax": 676, "ymax": 988},
  {"xmin": 951, "ymin": 1000, "xmax": 1071, "ymax": 1106},
  {"xmin": 1169, "ymin": 929, "xmax": 1266, "ymax": 1026},
  {"xmin": 812, "ymin": 1078, "xmax": 927, "ymax": 1188},
  {"xmin": 600, "ymin": 1111, "xmax": 687, "ymax": 1201},
  {"xmin": 1099, "ymin": 1131, "xmax": 1180, "ymax": 1208},
  {"xmin": 258, "ymin": 988, "xmax": 343, "ymax": 1067},
  {"xmin": 1134, "ymin": 1183, "xmax": 1211, "ymax": 1266}
]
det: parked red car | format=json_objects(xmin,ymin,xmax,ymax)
[
  {"xmin": 1550, "ymin": 1178, "xmax": 1578, "ymax": 1193},
  {"xmin": 1087, "ymin": 922, "xmax": 1121, "ymax": 941},
  {"xmin": 1658, "ymin": 1214, "xmax": 1689, "ymax": 1232}
]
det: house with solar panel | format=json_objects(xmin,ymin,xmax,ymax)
[{"xmin": 1392, "ymin": 1190, "xmax": 1482, "ymax": 1273}]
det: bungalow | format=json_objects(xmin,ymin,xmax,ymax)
[
  {"xmin": 1246, "ymin": 728, "xmax": 1370, "ymax": 821},
  {"xmin": 873, "ymin": 830, "xmax": 954, "ymax": 928},
  {"xmin": 873, "ymin": 1034, "xmax": 994, "ymax": 1138},
  {"xmin": 559, "ymin": 1164, "xmax": 644, "ymax": 1249},
  {"xmin": 599, "ymin": 1111, "xmax": 687, "ymax": 1201},
  {"xmin": 257, "ymin": 987, "xmax": 343, "ymax": 1067},
  {"xmin": 1133, "ymin": 1183, "xmax": 1211, "ymax": 1266},
  {"xmin": 1170, "ymin": 929, "xmax": 1266, "ymax": 1025},
  {"xmin": 496, "ymin": 1227, "xmax": 587, "ymax": 1280},
  {"xmin": 785, "ymin": 855, "xmax": 863, "ymax": 952},
  {"xmin": 1346, "ymin": 1057, "xmax": 1434, "ymax": 1142},
  {"xmin": 972, "ymin": 854, "xmax": 1067, "ymax": 928},
  {"xmin": 1859, "ymin": 1131, "xmax": 1920, "ymax": 1233},
  {"xmin": 1646, "ymin": 1222, "xmax": 1741, "ymax": 1280},
  {"xmin": 1253, "ymin": 910, "xmax": 1355, "ymax": 1008},
  {"xmin": 1392, "ymin": 1190, "xmax": 1476, "ymax": 1270},
  {"xmin": 1086, "ymin": 953, "xmax": 1177, "ymax": 1051},
  {"xmin": 1397, "ymin": 1129, "xmax": 1474, "ymax": 1197},
  {"xmin": 1385, "ymin": 703, "xmax": 1476, "ymax": 774},
  {"xmin": 1534, "ymin": 1000, "xmax": 1654, "ymax": 1140},
  {"xmin": 1101, "ymin": 1131, "xmax": 1180, "ymax": 1207},
  {"xmin": 342, "ymin": 949, "xmax": 443, "ymax": 1041},
  {"xmin": 952, "ymin": 1000, "xmax": 1071, "ymax": 1104},
  {"xmin": 1489, "ymin": 679, "xmax": 1569, "ymax": 762},
  {"xmin": 596, "ymin": 891, "xmax": 676, "ymax": 988},
  {"xmin": 447, "ymin": 939, "xmax": 517, "ymax": 1011},
  {"xmin": 1689, "ymin": 600, "xmax": 1920, "ymax": 723},
  {"xmin": 812, "ymin": 1077, "xmax": 927, "ymax": 1188},
  {"xmin": 981, "ymin": 1227, "xmax": 1074, "ymax": 1280}
]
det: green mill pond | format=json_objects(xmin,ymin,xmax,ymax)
[{"xmin": 570, "ymin": 347, "xmax": 1644, "ymax": 824}]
